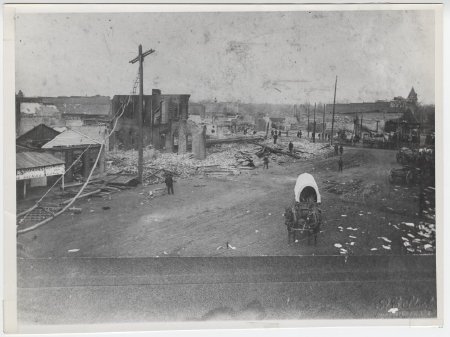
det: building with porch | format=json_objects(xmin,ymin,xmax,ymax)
[{"xmin": 16, "ymin": 152, "xmax": 65, "ymax": 200}]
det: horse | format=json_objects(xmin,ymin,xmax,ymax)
[{"xmin": 284, "ymin": 203, "xmax": 322, "ymax": 245}]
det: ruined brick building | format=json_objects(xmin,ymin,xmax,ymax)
[{"xmin": 110, "ymin": 89, "xmax": 191, "ymax": 153}]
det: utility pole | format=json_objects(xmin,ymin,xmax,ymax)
[
  {"xmin": 331, "ymin": 75, "xmax": 337, "ymax": 145},
  {"xmin": 376, "ymin": 120, "xmax": 380, "ymax": 133},
  {"xmin": 360, "ymin": 113, "xmax": 363, "ymax": 138},
  {"xmin": 322, "ymin": 104, "xmax": 326, "ymax": 140},
  {"xmin": 129, "ymin": 44, "xmax": 155, "ymax": 184},
  {"xmin": 307, "ymin": 105, "xmax": 310, "ymax": 138},
  {"xmin": 313, "ymin": 103, "xmax": 316, "ymax": 143}
]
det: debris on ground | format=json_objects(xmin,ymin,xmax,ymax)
[
  {"xmin": 395, "ymin": 221, "xmax": 436, "ymax": 254},
  {"xmin": 388, "ymin": 308, "xmax": 399, "ymax": 314},
  {"xmin": 106, "ymin": 139, "xmax": 332, "ymax": 185}
]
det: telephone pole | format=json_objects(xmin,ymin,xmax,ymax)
[
  {"xmin": 322, "ymin": 104, "xmax": 326, "ymax": 140},
  {"xmin": 129, "ymin": 45, "xmax": 155, "ymax": 184},
  {"xmin": 331, "ymin": 75, "xmax": 338, "ymax": 145},
  {"xmin": 313, "ymin": 103, "xmax": 316, "ymax": 143},
  {"xmin": 307, "ymin": 105, "xmax": 310, "ymax": 138}
]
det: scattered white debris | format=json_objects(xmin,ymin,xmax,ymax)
[
  {"xmin": 216, "ymin": 246, "xmax": 224, "ymax": 250},
  {"xmin": 68, "ymin": 249, "xmax": 79, "ymax": 253},
  {"xmin": 403, "ymin": 222, "xmax": 415, "ymax": 228},
  {"xmin": 370, "ymin": 248, "xmax": 378, "ymax": 251},
  {"xmin": 349, "ymin": 242, "xmax": 355, "ymax": 246},
  {"xmin": 268, "ymin": 213, "xmax": 272, "ymax": 216},
  {"xmin": 341, "ymin": 215, "xmax": 347, "ymax": 217},
  {"xmin": 407, "ymin": 233, "xmax": 415, "ymax": 238},
  {"xmin": 295, "ymin": 239, "xmax": 299, "ymax": 243},
  {"xmin": 349, "ymin": 235, "xmax": 357, "ymax": 239},
  {"xmin": 377, "ymin": 237, "xmax": 392, "ymax": 243},
  {"xmin": 163, "ymin": 251, "xmax": 168, "ymax": 255},
  {"xmin": 382, "ymin": 245, "xmax": 391, "ymax": 250},
  {"xmin": 388, "ymin": 308, "xmax": 399, "ymax": 314},
  {"xmin": 255, "ymin": 230, "xmax": 259, "ymax": 233},
  {"xmin": 367, "ymin": 212, "xmax": 372, "ymax": 215},
  {"xmin": 424, "ymin": 244, "xmax": 434, "ymax": 251},
  {"xmin": 346, "ymin": 227, "xmax": 358, "ymax": 231},
  {"xmin": 227, "ymin": 243, "xmax": 236, "ymax": 250},
  {"xmin": 334, "ymin": 243, "xmax": 343, "ymax": 248}
]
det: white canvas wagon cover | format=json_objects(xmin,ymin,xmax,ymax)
[{"xmin": 294, "ymin": 173, "xmax": 321, "ymax": 203}]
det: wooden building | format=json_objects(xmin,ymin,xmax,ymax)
[
  {"xmin": 16, "ymin": 152, "xmax": 65, "ymax": 199},
  {"xmin": 41, "ymin": 127, "xmax": 106, "ymax": 183},
  {"xmin": 16, "ymin": 124, "xmax": 60, "ymax": 149}
]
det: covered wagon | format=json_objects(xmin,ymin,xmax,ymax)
[{"xmin": 284, "ymin": 173, "xmax": 322, "ymax": 245}]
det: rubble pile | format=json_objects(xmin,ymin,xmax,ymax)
[
  {"xmin": 260, "ymin": 138, "xmax": 332, "ymax": 158},
  {"xmin": 323, "ymin": 179, "xmax": 363, "ymax": 195},
  {"xmin": 396, "ymin": 221, "xmax": 436, "ymax": 254},
  {"xmin": 107, "ymin": 144, "xmax": 261, "ymax": 184},
  {"xmin": 106, "ymin": 138, "xmax": 331, "ymax": 185}
]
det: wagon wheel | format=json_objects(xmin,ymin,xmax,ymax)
[{"xmin": 405, "ymin": 170, "xmax": 414, "ymax": 185}]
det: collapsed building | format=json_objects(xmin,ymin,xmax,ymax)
[{"xmin": 110, "ymin": 90, "xmax": 191, "ymax": 153}]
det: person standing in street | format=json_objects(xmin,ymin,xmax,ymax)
[
  {"xmin": 263, "ymin": 156, "xmax": 269, "ymax": 169},
  {"xmin": 288, "ymin": 141, "xmax": 294, "ymax": 153},
  {"xmin": 165, "ymin": 173, "xmax": 174, "ymax": 195},
  {"xmin": 339, "ymin": 144, "xmax": 344, "ymax": 156},
  {"xmin": 334, "ymin": 144, "xmax": 339, "ymax": 156},
  {"xmin": 273, "ymin": 133, "xmax": 278, "ymax": 144},
  {"xmin": 338, "ymin": 156, "xmax": 343, "ymax": 172}
]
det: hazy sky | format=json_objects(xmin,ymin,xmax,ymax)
[{"xmin": 15, "ymin": 10, "xmax": 435, "ymax": 104}]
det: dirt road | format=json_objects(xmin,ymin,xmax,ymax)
[{"xmin": 17, "ymin": 147, "xmax": 433, "ymax": 258}]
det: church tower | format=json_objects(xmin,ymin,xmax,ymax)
[{"xmin": 407, "ymin": 87, "xmax": 418, "ymax": 105}]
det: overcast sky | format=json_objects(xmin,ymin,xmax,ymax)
[{"xmin": 15, "ymin": 10, "xmax": 435, "ymax": 104}]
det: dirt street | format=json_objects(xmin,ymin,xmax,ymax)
[{"xmin": 17, "ymin": 146, "xmax": 434, "ymax": 259}]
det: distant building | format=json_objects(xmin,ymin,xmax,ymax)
[
  {"xmin": 189, "ymin": 102, "xmax": 206, "ymax": 117},
  {"xmin": 15, "ymin": 95, "xmax": 112, "ymax": 136},
  {"xmin": 325, "ymin": 88, "xmax": 419, "ymax": 116},
  {"xmin": 111, "ymin": 90, "xmax": 190, "ymax": 153}
]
